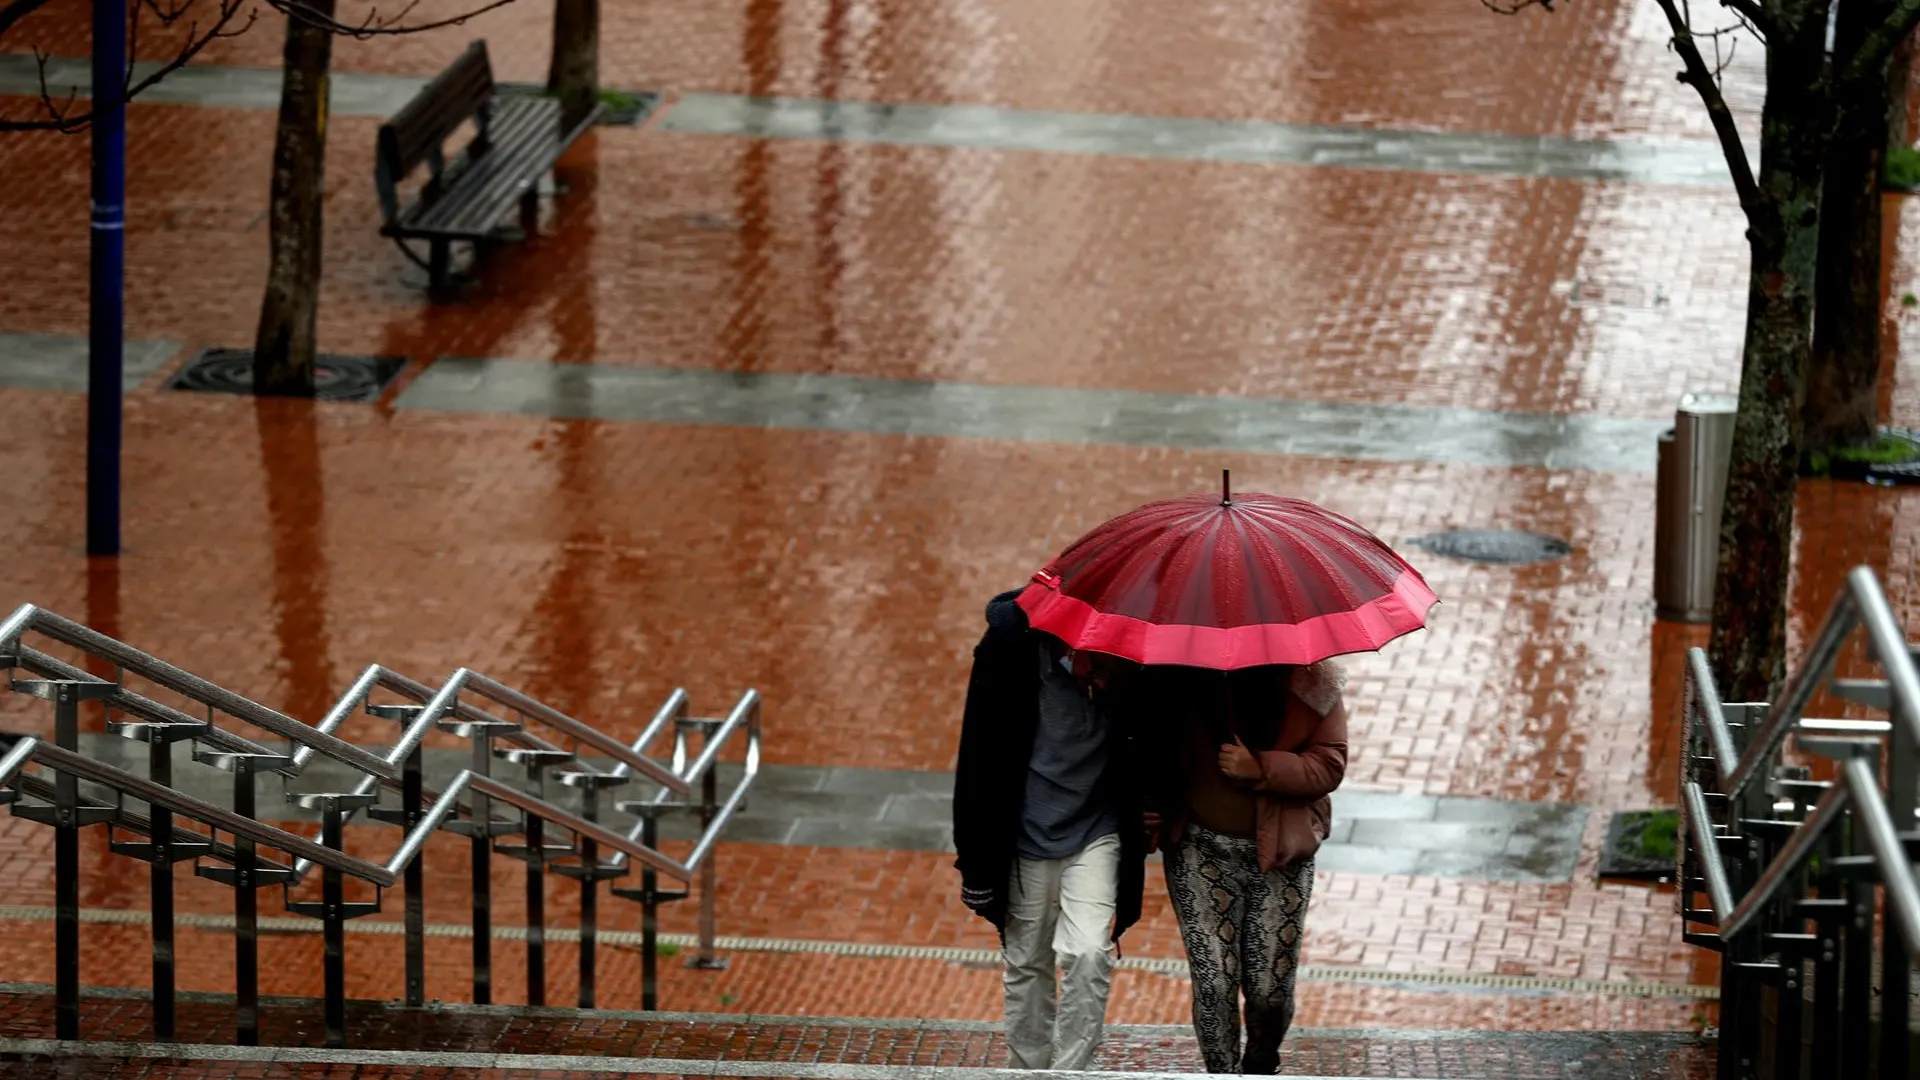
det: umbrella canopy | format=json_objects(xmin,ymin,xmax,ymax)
[{"xmin": 1017, "ymin": 480, "xmax": 1436, "ymax": 670}]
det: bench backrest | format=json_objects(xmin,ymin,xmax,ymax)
[{"xmin": 374, "ymin": 41, "xmax": 496, "ymax": 223}]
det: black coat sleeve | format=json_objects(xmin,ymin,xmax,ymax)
[{"xmin": 952, "ymin": 631, "xmax": 1013, "ymax": 926}]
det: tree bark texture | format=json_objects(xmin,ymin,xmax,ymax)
[
  {"xmin": 252, "ymin": 1, "xmax": 335, "ymax": 397},
  {"xmin": 1807, "ymin": 0, "xmax": 1893, "ymax": 457},
  {"xmin": 1889, "ymin": 29, "xmax": 1913, "ymax": 149},
  {"xmin": 1708, "ymin": 3, "xmax": 1831, "ymax": 703},
  {"xmin": 549, "ymin": 0, "xmax": 600, "ymax": 132}
]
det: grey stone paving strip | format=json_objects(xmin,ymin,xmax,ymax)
[
  {"xmin": 0, "ymin": 332, "xmax": 179, "ymax": 392},
  {"xmin": 665, "ymin": 94, "xmax": 1732, "ymax": 189},
  {"xmin": 397, "ymin": 357, "xmax": 1666, "ymax": 475},
  {"xmin": 0, "ymin": 53, "xmax": 1730, "ymax": 188},
  {"xmin": 0, "ymin": 335, "xmax": 1668, "ymax": 475},
  {"xmin": 66, "ymin": 735, "xmax": 1588, "ymax": 883},
  {"xmin": 0, "ymin": 1039, "xmax": 1377, "ymax": 1080}
]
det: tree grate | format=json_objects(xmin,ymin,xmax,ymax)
[
  {"xmin": 166, "ymin": 348, "xmax": 406, "ymax": 403},
  {"xmin": 1409, "ymin": 529, "xmax": 1572, "ymax": 566}
]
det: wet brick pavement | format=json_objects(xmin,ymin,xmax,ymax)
[
  {"xmin": 0, "ymin": 988, "xmax": 1716, "ymax": 1078},
  {"xmin": 0, "ymin": 0, "xmax": 1764, "ymax": 143},
  {"xmin": 0, "ymin": 0, "xmax": 1916, "ymax": 1046}
]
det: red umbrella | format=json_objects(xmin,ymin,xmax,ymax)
[{"xmin": 1017, "ymin": 473, "xmax": 1437, "ymax": 670}]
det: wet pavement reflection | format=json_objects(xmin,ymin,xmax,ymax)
[{"xmin": 0, "ymin": 0, "xmax": 1910, "ymax": 1040}]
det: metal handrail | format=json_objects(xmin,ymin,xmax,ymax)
[
  {"xmin": 1676, "ymin": 565, "xmax": 1920, "ymax": 1080},
  {"xmin": 0, "ymin": 605, "xmax": 393, "ymax": 778},
  {"xmin": 611, "ymin": 689, "xmax": 761, "ymax": 872},
  {"xmin": 11, "ymin": 646, "xmax": 292, "ymax": 773},
  {"xmin": 1715, "ymin": 781, "xmax": 1852, "ymax": 940},
  {"xmin": 1705, "ymin": 567, "xmax": 1918, "ymax": 804},
  {"xmin": 0, "ymin": 604, "xmax": 763, "ymax": 1043},
  {"xmin": 6, "ymin": 738, "xmax": 394, "ymax": 884},
  {"xmin": 1683, "ymin": 779, "xmax": 1736, "ymax": 919},
  {"xmin": 1688, "ymin": 647, "xmax": 1739, "ymax": 777}
]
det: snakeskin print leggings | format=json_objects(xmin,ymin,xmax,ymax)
[{"xmin": 1164, "ymin": 824, "xmax": 1315, "ymax": 1074}]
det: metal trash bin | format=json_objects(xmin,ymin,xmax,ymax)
[{"xmin": 1654, "ymin": 392, "xmax": 1739, "ymax": 622}]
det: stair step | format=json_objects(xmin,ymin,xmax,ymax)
[
  {"xmin": 611, "ymin": 883, "xmax": 690, "ymax": 904},
  {"xmin": 11, "ymin": 801, "xmax": 117, "ymax": 828},
  {"xmin": 284, "ymin": 899, "xmax": 383, "ymax": 921},
  {"xmin": 436, "ymin": 717, "xmax": 523, "ymax": 736},
  {"xmin": 286, "ymin": 791, "xmax": 380, "ymax": 812},
  {"xmin": 108, "ymin": 834, "xmax": 214, "ymax": 864},
  {"xmin": 7, "ymin": 678, "xmax": 120, "ymax": 704},
  {"xmin": 444, "ymin": 818, "xmax": 522, "ymax": 839},
  {"xmin": 558, "ymin": 769, "xmax": 631, "ymax": 789},
  {"xmin": 363, "ymin": 704, "xmax": 426, "ymax": 722},
  {"xmin": 550, "ymin": 859, "xmax": 629, "ymax": 882},
  {"xmin": 496, "ymin": 746, "xmax": 577, "ymax": 766},
  {"xmin": 192, "ymin": 746, "xmax": 296, "ymax": 772},
  {"xmin": 196, "ymin": 861, "xmax": 296, "ymax": 887},
  {"xmin": 494, "ymin": 838, "xmax": 578, "ymax": 862},
  {"xmin": 105, "ymin": 718, "xmax": 209, "ymax": 745}
]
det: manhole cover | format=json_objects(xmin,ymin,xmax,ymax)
[
  {"xmin": 1410, "ymin": 529, "xmax": 1571, "ymax": 565},
  {"xmin": 168, "ymin": 349, "xmax": 406, "ymax": 403}
]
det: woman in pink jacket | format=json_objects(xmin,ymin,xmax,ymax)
[{"xmin": 1143, "ymin": 661, "xmax": 1349, "ymax": 1075}]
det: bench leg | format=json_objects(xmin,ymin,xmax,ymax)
[
  {"xmin": 519, "ymin": 186, "xmax": 540, "ymax": 235},
  {"xmin": 428, "ymin": 239, "xmax": 452, "ymax": 292}
]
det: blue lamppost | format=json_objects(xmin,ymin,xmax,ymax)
[{"xmin": 87, "ymin": 0, "xmax": 125, "ymax": 557}]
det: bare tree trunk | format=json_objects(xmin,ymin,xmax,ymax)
[
  {"xmin": 1806, "ymin": 0, "xmax": 1892, "ymax": 459},
  {"xmin": 1709, "ymin": 8, "xmax": 1830, "ymax": 703},
  {"xmin": 1890, "ymin": 31, "xmax": 1913, "ymax": 149},
  {"xmin": 253, "ymin": 1, "xmax": 335, "ymax": 397},
  {"xmin": 549, "ymin": 0, "xmax": 599, "ymax": 131}
]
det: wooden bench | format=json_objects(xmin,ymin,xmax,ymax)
[{"xmin": 375, "ymin": 41, "xmax": 603, "ymax": 291}]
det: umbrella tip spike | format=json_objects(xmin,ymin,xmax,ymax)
[{"xmin": 1222, "ymin": 468, "xmax": 1231, "ymax": 506}]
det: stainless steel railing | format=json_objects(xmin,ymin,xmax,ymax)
[
  {"xmin": 0, "ymin": 604, "xmax": 760, "ymax": 1049},
  {"xmin": 1677, "ymin": 566, "xmax": 1920, "ymax": 1080}
]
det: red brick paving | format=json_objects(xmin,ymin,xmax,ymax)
[
  {"xmin": 0, "ymin": 101, "xmax": 1780, "ymax": 419},
  {"xmin": 2, "ymin": 0, "xmax": 1759, "ymax": 142},
  {"xmin": 0, "ymin": 0, "xmax": 1914, "ymax": 1041}
]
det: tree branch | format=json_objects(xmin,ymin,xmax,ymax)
[
  {"xmin": 1654, "ymin": 0, "xmax": 1764, "ymax": 219},
  {"xmin": 0, "ymin": 0, "xmax": 56, "ymax": 38},
  {"xmin": 0, "ymin": 0, "xmax": 253, "ymax": 133},
  {"xmin": 0, "ymin": 0, "xmax": 526, "ymax": 133},
  {"xmin": 1719, "ymin": 0, "xmax": 1771, "ymax": 36},
  {"xmin": 1845, "ymin": 0, "xmax": 1920, "ymax": 89},
  {"xmin": 266, "ymin": 0, "xmax": 523, "ymax": 37}
]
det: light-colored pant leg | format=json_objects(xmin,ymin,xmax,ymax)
[
  {"xmin": 1050, "ymin": 833, "xmax": 1120, "ymax": 1072},
  {"xmin": 1003, "ymin": 855, "xmax": 1064, "ymax": 1070}
]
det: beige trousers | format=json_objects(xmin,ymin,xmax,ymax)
[{"xmin": 1001, "ymin": 832, "xmax": 1120, "ymax": 1071}]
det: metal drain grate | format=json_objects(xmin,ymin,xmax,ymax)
[
  {"xmin": 1410, "ymin": 529, "xmax": 1571, "ymax": 566},
  {"xmin": 167, "ymin": 348, "xmax": 406, "ymax": 403}
]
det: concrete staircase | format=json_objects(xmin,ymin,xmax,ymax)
[{"xmin": 0, "ymin": 984, "xmax": 1714, "ymax": 1079}]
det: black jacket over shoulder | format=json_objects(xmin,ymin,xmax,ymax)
[{"xmin": 951, "ymin": 588, "xmax": 1149, "ymax": 941}]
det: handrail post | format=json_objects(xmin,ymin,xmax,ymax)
[
  {"xmin": 524, "ymin": 759, "xmax": 548, "ymax": 1008},
  {"xmin": 320, "ymin": 797, "xmax": 350, "ymax": 1049},
  {"xmin": 402, "ymin": 739, "xmax": 426, "ymax": 1008},
  {"xmin": 641, "ymin": 810, "xmax": 659, "ymax": 1011},
  {"xmin": 53, "ymin": 683, "xmax": 84, "ymax": 1042},
  {"xmin": 233, "ymin": 757, "xmax": 262, "ymax": 1046},
  {"xmin": 578, "ymin": 784, "xmax": 600, "ymax": 1010},
  {"xmin": 1842, "ymin": 816, "xmax": 1875, "ymax": 1078},
  {"xmin": 692, "ymin": 727, "xmax": 723, "ymax": 971},
  {"xmin": 469, "ymin": 720, "xmax": 494, "ymax": 1005},
  {"xmin": 148, "ymin": 717, "xmax": 176, "ymax": 1042}
]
